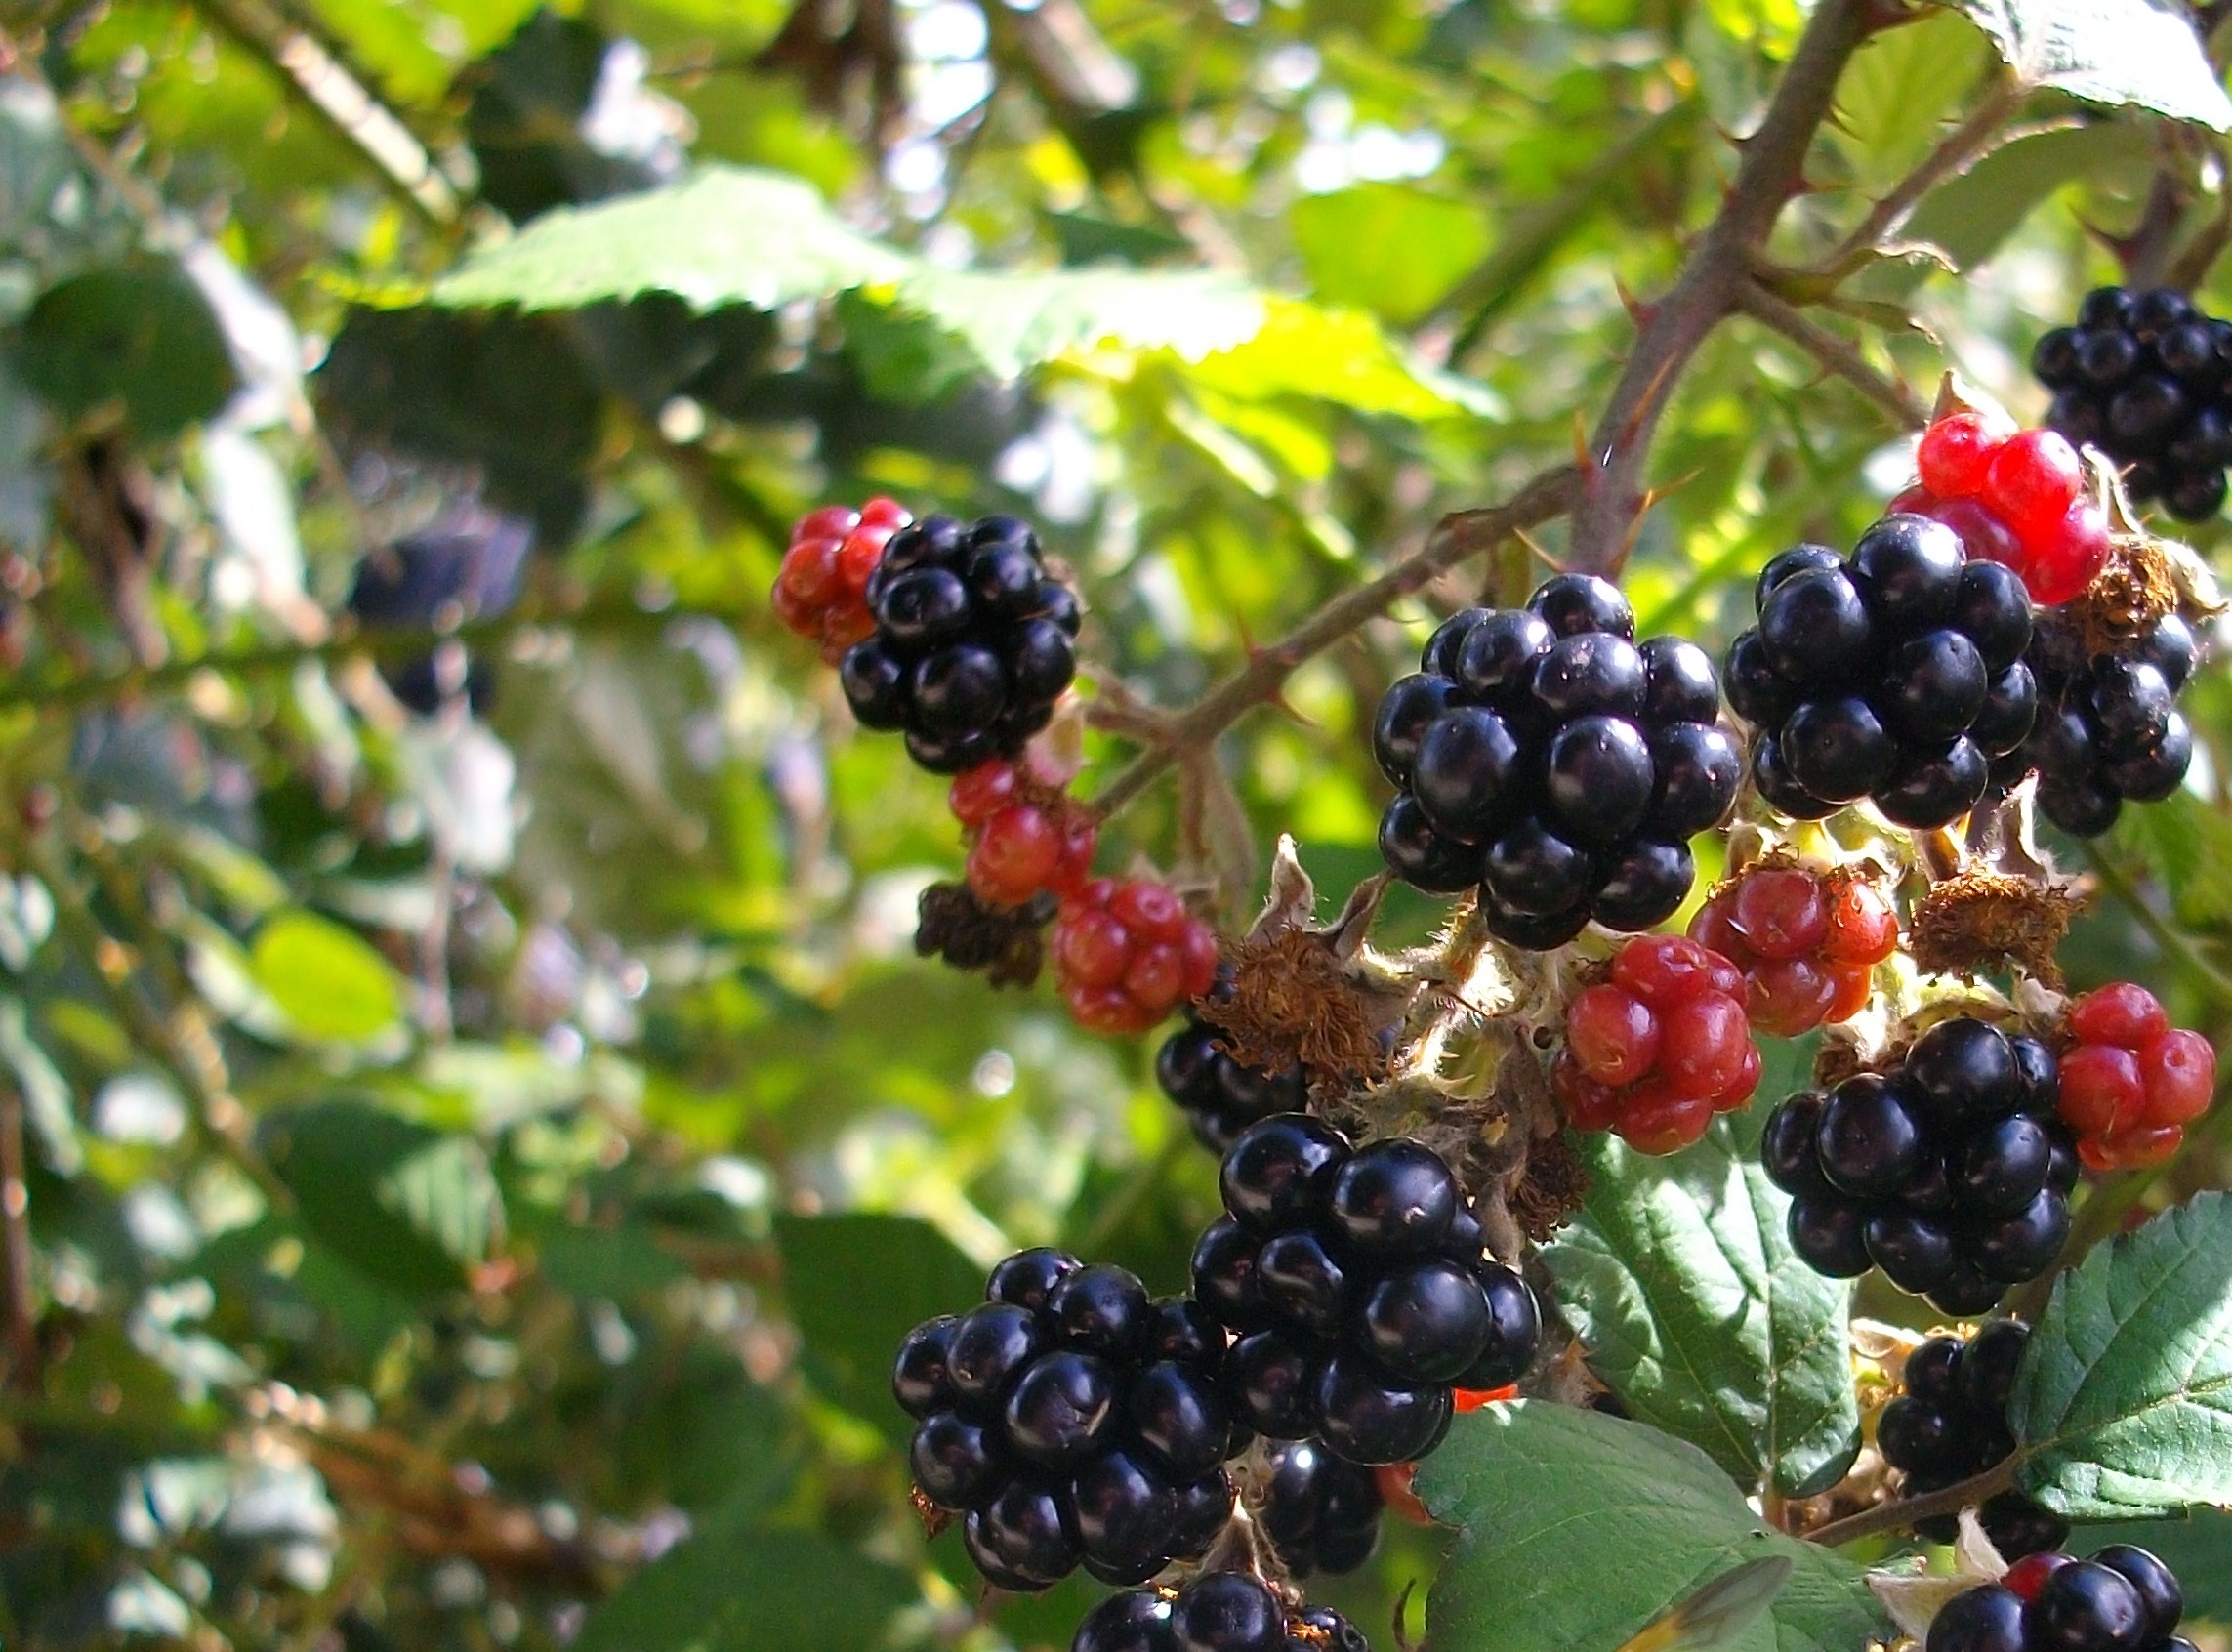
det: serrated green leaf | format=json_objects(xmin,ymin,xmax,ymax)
[
  {"xmin": 2108, "ymin": 792, "xmax": 2232, "ymax": 929},
  {"xmin": 574, "ymin": 1522, "xmax": 916, "ymax": 1652},
  {"xmin": 268, "ymin": 1101, "xmax": 504, "ymax": 1296},
  {"xmin": 249, "ymin": 909, "xmax": 403, "ymax": 1044},
  {"xmin": 2012, "ymin": 1193, "xmax": 2232, "ymax": 1519},
  {"xmin": 776, "ymin": 1212, "xmax": 984, "ymax": 1442},
  {"xmin": 1543, "ymin": 1110, "xmax": 1859, "ymax": 1496},
  {"xmin": 1414, "ymin": 1403, "xmax": 1892, "ymax": 1652},
  {"xmin": 1936, "ymin": 0, "xmax": 2232, "ymax": 128}
]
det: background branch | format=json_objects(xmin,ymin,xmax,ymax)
[{"xmin": 1738, "ymin": 282, "xmax": 1929, "ymax": 425}]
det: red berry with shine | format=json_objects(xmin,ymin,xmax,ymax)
[
  {"xmin": 2004, "ymin": 1551, "xmax": 2072, "ymax": 1602},
  {"xmin": 1917, "ymin": 411, "xmax": 2010, "ymax": 499},
  {"xmin": 950, "ymin": 761, "xmax": 1020, "ymax": 828},
  {"xmin": 2023, "ymin": 498, "xmax": 2110, "ymax": 605},
  {"xmin": 1983, "ymin": 429, "xmax": 2083, "ymax": 543},
  {"xmin": 1567, "ymin": 985, "xmax": 1662, "ymax": 1086},
  {"xmin": 1747, "ymin": 957, "xmax": 1840, "ymax": 1039},
  {"xmin": 2059, "ymin": 1044, "xmax": 2143, "ymax": 1136},
  {"xmin": 1730, "ymin": 866, "xmax": 1830, "ymax": 961},
  {"xmin": 1052, "ymin": 878, "xmax": 1217, "ymax": 1034},
  {"xmin": 2140, "ymin": 1029, "xmax": 2215, "ymax": 1126},
  {"xmin": 1821, "ymin": 879, "xmax": 1898, "ymax": 965},
  {"xmin": 968, "ymin": 805, "xmax": 1062, "ymax": 906},
  {"xmin": 2069, "ymin": 983, "xmax": 2170, "ymax": 1049},
  {"xmin": 1924, "ymin": 496, "xmax": 2026, "ymax": 572},
  {"xmin": 1617, "ymin": 1085, "xmax": 1715, "ymax": 1155}
]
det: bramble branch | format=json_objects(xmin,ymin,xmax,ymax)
[
  {"xmin": 1568, "ymin": 0, "xmax": 1880, "ymax": 573},
  {"xmin": 1738, "ymin": 281, "xmax": 1929, "ymax": 426},
  {"xmin": 1816, "ymin": 74, "xmax": 2029, "ymax": 277},
  {"xmin": 1087, "ymin": 465, "xmax": 1583, "ymax": 819},
  {"xmin": 1804, "ymin": 1456, "xmax": 2021, "ymax": 1547}
]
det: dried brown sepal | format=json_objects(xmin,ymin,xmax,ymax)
[
  {"xmin": 910, "ymin": 1486, "xmax": 951, "ymax": 1540},
  {"xmin": 1506, "ymin": 1130, "xmax": 1591, "ymax": 1241},
  {"xmin": 1209, "ymin": 927, "xmax": 1397, "ymax": 1083},
  {"xmin": 1813, "ymin": 1037, "xmax": 1871, "ymax": 1091},
  {"xmin": 2067, "ymin": 536, "xmax": 2180, "ymax": 658},
  {"xmin": 1909, "ymin": 869, "xmax": 2085, "ymax": 988},
  {"xmin": 915, "ymin": 882, "xmax": 1054, "ymax": 989}
]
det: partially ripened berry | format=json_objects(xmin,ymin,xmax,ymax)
[
  {"xmin": 1191, "ymin": 1117, "xmax": 1538, "ymax": 1464},
  {"xmin": 1052, "ymin": 878, "xmax": 1220, "ymax": 1035},
  {"xmin": 2055, "ymin": 981, "xmax": 2217, "ymax": 1171},
  {"xmin": 774, "ymin": 497, "xmax": 912, "ymax": 661},
  {"xmin": 1374, "ymin": 576, "xmax": 1734, "ymax": 945},
  {"xmin": 1553, "ymin": 935, "xmax": 1759, "ymax": 1153},
  {"xmin": 1690, "ymin": 861, "xmax": 1897, "ymax": 1038}
]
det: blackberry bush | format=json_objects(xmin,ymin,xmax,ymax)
[
  {"xmin": 1876, "ymin": 1321, "xmax": 2067, "ymax": 1558},
  {"xmin": 1190, "ymin": 1116, "xmax": 1540, "ymax": 1465},
  {"xmin": 2037, "ymin": 285, "xmax": 2232, "ymax": 523},
  {"xmin": 1760, "ymin": 1017, "xmax": 2078, "ymax": 1313},
  {"xmin": 1374, "ymin": 573, "xmax": 1739, "ymax": 947},
  {"xmin": 1726, "ymin": 516, "xmax": 2037, "ymax": 828},
  {"xmin": 2003, "ymin": 603, "xmax": 2202, "ymax": 838},
  {"xmin": 840, "ymin": 513, "xmax": 1083, "ymax": 773},
  {"xmin": 894, "ymin": 1250, "xmax": 1239, "ymax": 1590}
]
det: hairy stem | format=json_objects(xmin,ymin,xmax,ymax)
[
  {"xmin": 1568, "ymin": 0, "xmax": 1879, "ymax": 572},
  {"xmin": 1087, "ymin": 466, "xmax": 1583, "ymax": 819}
]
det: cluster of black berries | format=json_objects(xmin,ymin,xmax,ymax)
[
  {"xmin": 1191, "ymin": 1116, "xmax": 1539, "ymax": 1465},
  {"xmin": 349, "ymin": 502, "xmax": 533, "ymax": 716},
  {"xmin": 917, "ymin": 881, "xmax": 1054, "ymax": 988},
  {"xmin": 1761, "ymin": 1018, "xmax": 2078, "ymax": 1314},
  {"xmin": 1725, "ymin": 519, "xmax": 2037, "ymax": 830},
  {"xmin": 2036, "ymin": 286, "xmax": 2232, "ymax": 522},
  {"xmin": 841, "ymin": 514, "xmax": 1081, "ymax": 773},
  {"xmin": 1877, "ymin": 1321, "xmax": 2067, "ymax": 1559},
  {"xmin": 1157, "ymin": 1006, "xmax": 1308, "ymax": 1153},
  {"xmin": 893, "ymin": 1250, "xmax": 1238, "ymax": 1590},
  {"xmin": 1929, "ymin": 1547, "xmax": 2191, "ymax": 1652},
  {"xmin": 1256, "ymin": 1440, "xmax": 1384, "ymax": 1578},
  {"xmin": 2001, "ymin": 605, "xmax": 2200, "ymax": 838},
  {"xmin": 1374, "ymin": 573, "xmax": 1740, "ymax": 949},
  {"xmin": 1074, "ymin": 1572, "xmax": 1368, "ymax": 1652}
]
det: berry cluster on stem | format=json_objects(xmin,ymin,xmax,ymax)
[
  {"xmin": 1896, "ymin": 412, "xmax": 2110, "ymax": 604},
  {"xmin": 1552, "ymin": 935, "xmax": 1761, "ymax": 1153},
  {"xmin": 2056, "ymin": 983, "xmax": 2217, "ymax": 1171},
  {"xmin": 1876, "ymin": 1321, "xmax": 2066, "ymax": 1559},
  {"xmin": 1929, "ymin": 1544, "xmax": 2192, "ymax": 1652},
  {"xmin": 1688, "ymin": 860, "xmax": 1899, "ymax": 1037}
]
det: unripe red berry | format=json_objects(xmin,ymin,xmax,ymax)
[
  {"xmin": 1730, "ymin": 866, "xmax": 1829, "ymax": 961},
  {"xmin": 1567, "ymin": 984, "xmax": 1661, "ymax": 1085},
  {"xmin": 2069, "ymin": 982, "xmax": 2170, "ymax": 1049},
  {"xmin": 2059, "ymin": 1044, "xmax": 2143, "ymax": 1136},
  {"xmin": 1917, "ymin": 411, "xmax": 2011, "ymax": 499},
  {"xmin": 968, "ymin": 805, "xmax": 1062, "ymax": 906},
  {"xmin": 2140, "ymin": 1030, "xmax": 2215, "ymax": 1126},
  {"xmin": 1983, "ymin": 429, "xmax": 2083, "ymax": 543},
  {"xmin": 2023, "ymin": 498, "xmax": 2110, "ymax": 605}
]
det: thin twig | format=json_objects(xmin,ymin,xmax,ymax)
[
  {"xmin": 1737, "ymin": 281, "xmax": 1929, "ymax": 426},
  {"xmin": 0, "ymin": 1083, "xmax": 36, "ymax": 1394},
  {"xmin": 2083, "ymin": 842, "xmax": 2232, "ymax": 1009},
  {"xmin": 1087, "ymin": 466, "xmax": 1583, "ymax": 820},
  {"xmin": 1817, "ymin": 74, "xmax": 2029, "ymax": 276},
  {"xmin": 1806, "ymin": 1457, "xmax": 2020, "ymax": 1548}
]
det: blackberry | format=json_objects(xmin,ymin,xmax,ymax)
[
  {"xmin": 1760, "ymin": 1018, "xmax": 2078, "ymax": 1312},
  {"xmin": 1158, "ymin": 1004, "xmax": 1308, "ymax": 1153},
  {"xmin": 1073, "ymin": 1573, "xmax": 1371, "ymax": 1652},
  {"xmin": 349, "ymin": 502, "xmax": 533, "ymax": 717},
  {"xmin": 841, "ymin": 514, "xmax": 1081, "ymax": 773},
  {"xmin": 895, "ymin": 1249, "xmax": 1239, "ymax": 1590},
  {"xmin": 1929, "ymin": 1544, "xmax": 2189, "ymax": 1652},
  {"xmin": 1876, "ymin": 1320, "xmax": 2066, "ymax": 1557},
  {"xmin": 2037, "ymin": 285, "xmax": 2232, "ymax": 522},
  {"xmin": 1190, "ymin": 1116, "xmax": 1540, "ymax": 1465},
  {"xmin": 1727, "ymin": 518, "xmax": 2036, "ymax": 830},
  {"xmin": 916, "ymin": 880, "xmax": 1054, "ymax": 988},
  {"xmin": 1255, "ymin": 1439, "xmax": 1384, "ymax": 1578},
  {"xmin": 1373, "ymin": 574, "xmax": 1738, "ymax": 947},
  {"xmin": 1997, "ymin": 606, "xmax": 2202, "ymax": 838}
]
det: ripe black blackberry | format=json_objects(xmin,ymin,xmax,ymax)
[
  {"xmin": 1158, "ymin": 1006, "xmax": 1309, "ymax": 1153},
  {"xmin": 893, "ymin": 1249, "xmax": 1240, "ymax": 1590},
  {"xmin": 1255, "ymin": 1439, "xmax": 1384, "ymax": 1578},
  {"xmin": 1996, "ymin": 605, "xmax": 2200, "ymax": 839},
  {"xmin": 1073, "ymin": 1571, "xmax": 1371, "ymax": 1652},
  {"xmin": 1876, "ymin": 1320, "xmax": 2067, "ymax": 1559},
  {"xmin": 1373, "ymin": 573, "xmax": 1739, "ymax": 948},
  {"xmin": 1927, "ymin": 1545, "xmax": 2191, "ymax": 1652},
  {"xmin": 1725, "ymin": 518, "xmax": 2037, "ymax": 830},
  {"xmin": 916, "ymin": 880, "xmax": 1055, "ymax": 988},
  {"xmin": 1760, "ymin": 1018, "xmax": 2080, "ymax": 1314},
  {"xmin": 1190, "ymin": 1116, "xmax": 1540, "ymax": 1466},
  {"xmin": 349, "ymin": 502, "xmax": 533, "ymax": 717},
  {"xmin": 840, "ymin": 514, "xmax": 1081, "ymax": 773},
  {"xmin": 2036, "ymin": 285, "xmax": 2232, "ymax": 522}
]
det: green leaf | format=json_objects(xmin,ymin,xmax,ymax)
[
  {"xmin": 18, "ymin": 260, "xmax": 238, "ymax": 440},
  {"xmin": 1180, "ymin": 298, "xmax": 1501, "ymax": 419},
  {"xmin": 895, "ymin": 266, "xmax": 1263, "ymax": 380},
  {"xmin": 1543, "ymin": 1110, "xmax": 1859, "ymax": 1496},
  {"xmin": 1898, "ymin": 122, "xmax": 2155, "ymax": 274},
  {"xmin": 428, "ymin": 167, "xmax": 914, "ymax": 312},
  {"xmin": 268, "ymin": 1101, "xmax": 504, "ymax": 1296},
  {"xmin": 249, "ymin": 910, "xmax": 404, "ymax": 1045},
  {"xmin": 776, "ymin": 1212, "xmax": 983, "ymax": 1441},
  {"xmin": 1937, "ymin": 0, "xmax": 2232, "ymax": 128},
  {"xmin": 2012, "ymin": 1193, "xmax": 2232, "ymax": 1519},
  {"xmin": 0, "ymin": 994, "xmax": 78, "ymax": 1176},
  {"xmin": 1414, "ymin": 1403, "xmax": 1892, "ymax": 1652},
  {"xmin": 537, "ymin": 1222, "xmax": 687, "ymax": 1299},
  {"xmin": 1290, "ymin": 186, "xmax": 1490, "ymax": 324},
  {"xmin": 573, "ymin": 1523, "xmax": 916, "ymax": 1652},
  {"xmin": 2108, "ymin": 792, "xmax": 2232, "ymax": 929},
  {"xmin": 2078, "ymin": 1508, "xmax": 2232, "ymax": 1622}
]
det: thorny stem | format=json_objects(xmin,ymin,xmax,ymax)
[
  {"xmin": 1737, "ymin": 281, "xmax": 1930, "ymax": 426},
  {"xmin": 1805, "ymin": 1456, "xmax": 2020, "ymax": 1548},
  {"xmin": 1087, "ymin": 466, "xmax": 1583, "ymax": 819},
  {"xmin": 1816, "ymin": 74, "xmax": 2029, "ymax": 276},
  {"xmin": 1567, "ymin": 0, "xmax": 1880, "ymax": 573}
]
